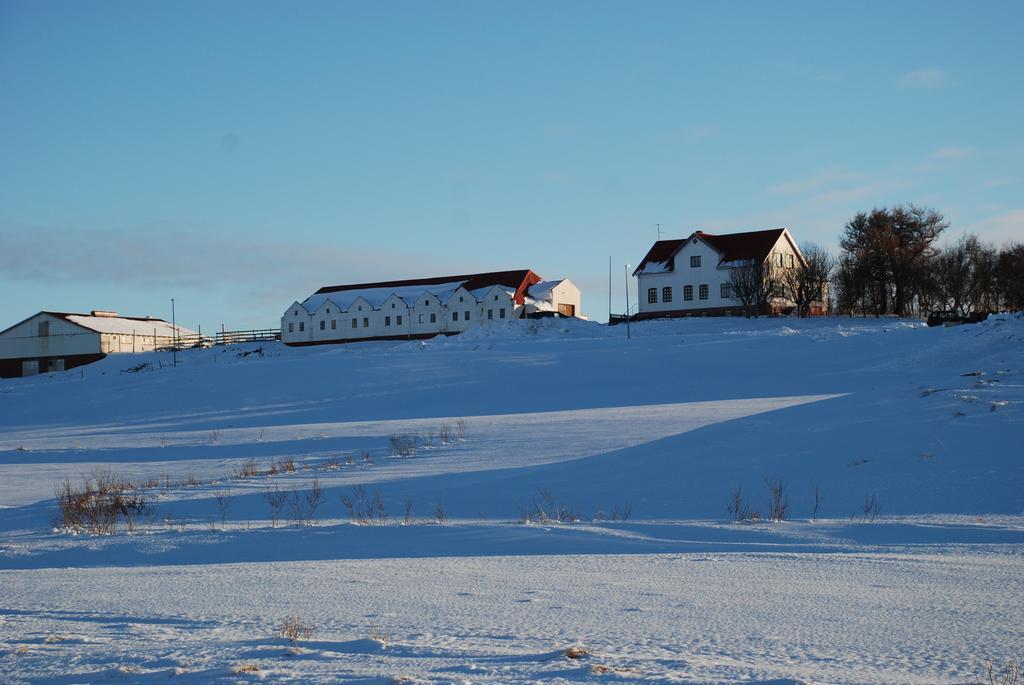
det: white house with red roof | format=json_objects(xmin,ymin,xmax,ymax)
[
  {"xmin": 0, "ymin": 310, "xmax": 197, "ymax": 378},
  {"xmin": 632, "ymin": 228, "xmax": 809, "ymax": 319},
  {"xmin": 281, "ymin": 270, "xmax": 581, "ymax": 346}
]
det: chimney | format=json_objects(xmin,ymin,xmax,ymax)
[{"xmin": 90, "ymin": 310, "xmax": 118, "ymax": 318}]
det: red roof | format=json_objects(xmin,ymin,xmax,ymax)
[
  {"xmin": 697, "ymin": 229, "xmax": 787, "ymax": 264},
  {"xmin": 634, "ymin": 229, "xmax": 789, "ymax": 275},
  {"xmin": 313, "ymin": 270, "xmax": 543, "ymax": 305}
]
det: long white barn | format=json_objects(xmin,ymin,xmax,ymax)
[
  {"xmin": 281, "ymin": 270, "xmax": 581, "ymax": 346},
  {"xmin": 0, "ymin": 310, "xmax": 196, "ymax": 378}
]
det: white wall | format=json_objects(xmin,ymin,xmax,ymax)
[
  {"xmin": 549, "ymin": 280, "xmax": 581, "ymax": 316},
  {"xmin": 0, "ymin": 314, "xmax": 102, "ymax": 359},
  {"xmin": 637, "ymin": 238, "xmax": 732, "ymax": 314}
]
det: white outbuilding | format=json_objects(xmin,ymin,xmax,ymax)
[
  {"xmin": 281, "ymin": 269, "xmax": 582, "ymax": 346},
  {"xmin": 0, "ymin": 311, "xmax": 197, "ymax": 378}
]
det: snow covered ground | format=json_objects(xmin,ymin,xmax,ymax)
[{"xmin": 1, "ymin": 315, "xmax": 1022, "ymax": 683}]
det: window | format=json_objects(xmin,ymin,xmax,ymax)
[
  {"xmin": 331, "ymin": 319, "xmax": 337, "ymax": 330},
  {"xmin": 385, "ymin": 316, "xmax": 391, "ymax": 326},
  {"xmin": 487, "ymin": 309, "xmax": 493, "ymax": 320},
  {"xmin": 424, "ymin": 299, "xmax": 430, "ymax": 306},
  {"xmin": 787, "ymin": 253, "xmax": 795, "ymax": 268},
  {"xmin": 391, "ymin": 303, "xmax": 395, "ymax": 308},
  {"xmin": 299, "ymin": 322, "xmax": 305, "ymax": 331},
  {"xmin": 358, "ymin": 305, "xmax": 362, "ymax": 311},
  {"xmin": 430, "ymin": 313, "xmax": 437, "ymax": 323},
  {"xmin": 320, "ymin": 320, "xmax": 325, "ymax": 330},
  {"xmin": 648, "ymin": 288, "xmax": 657, "ymax": 304},
  {"xmin": 326, "ymin": 308, "xmax": 330, "ymax": 313},
  {"xmin": 464, "ymin": 311, "xmax": 470, "ymax": 320},
  {"xmin": 499, "ymin": 308, "xmax": 506, "ymax": 318},
  {"xmin": 38, "ymin": 321, "xmax": 49, "ymax": 337},
  {"xmin": 721, "ymin": 283, "xmax": 733, "ymax": 299},
  {"xmin": 352, "ymin": 318, "xmax": 357, "ymax": 329},
  {"xmin": 459, "ymin": 296, "xmax": 463, "ymax": 302},
  {"xmin": 288, "ymin": 323, "xmax": 294, "ymax": 333},
  {"xmin": 662, "ymin": 287, "xmax": 672, "ymax": 303},
  {"xmin": 775, "ymin": 253, "xmax": 784, "ymax": 267},
  {"xmin": 494, "ymin": 295, "xmax": 499, "ymax": 300},
  {"xmin": 453, "ymin": 311, "xmax": 459, "ymax": 321},
  {"xmin": 397, "ymin": 315, "xmax": 402, "ymax": 326},
  {"xmin": 684, "ymin": 285, "xmax": 693, "ymax": 301},
  {"xmin": 418, "ymin": 314, "xmax": 424, "ymax": 323},
  {"xmin": 363, "ymin": 317, "xmax": 369, "ymax": 328},
  {"xmin": 699, "ymin": 284, "xmax": 709, "ymax": 300},
  {"xmin": 691, "ymin": 255, "xmax": 701, "ymax": 268}
]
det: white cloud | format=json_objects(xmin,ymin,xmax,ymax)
[
  {"xmin": 0, "ymin": 222, "xmax": 464, "ymax": 307},
  {"xmin": 930, "ymin": 146, "xmax": 977, "ymax": 160},
  {"xmin": 766, "ymin": 168, "xmax": 863, "ymax": 196},
  {"xmin": 896, "ymin": 68, "xmax": 951, "ymax": 89},
  {"xmin": 970, "ymin": 209, "xmax": 1024, "ymax": 244},
  {"xmin": 681, "ymin": 123, "xmax": 720, "ymax": 144}
]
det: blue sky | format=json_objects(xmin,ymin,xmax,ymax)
[{"xmin": 1, "ymin": 1, "xmax": 1021, "ymax": 328}]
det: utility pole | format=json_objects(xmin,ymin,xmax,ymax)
[
  {"xmin": 624, "ymin": 264, "xmax": 631, "ymax": 340},
  {"xmin": 608, "ymin": 256, "xmax": 612, "ymax": 323},
  {"xmin": 171, "ymin": 298, "xmax": 177, "ymax": 368}
]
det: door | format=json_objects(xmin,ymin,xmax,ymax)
[{"xmin": 558, "ymin": 303, "xmax": 576, "ymax": 317}]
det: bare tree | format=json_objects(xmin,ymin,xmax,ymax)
[
  {"xmin": 764, "ymin": 476, "xmax": 788, "ymax": 522},
  {"xmin": 728, "ymin": 259, "xmax": 779, "ymax": 318},
  {"xmin": 302, "ymin": 478, "xmax": 324, "ymax": 526},
  {"xmin": 781, "ymin": 243, "xmax": 834, "ymax": 317},
  {"xmin": 215, "ymin": 491, "xmax": 233, "ymax": 530},
  {"xmin": 811, "ymin": 483, "xmax": 823, "ymax": 522},
  {"xmin": 263, "ymin": 485, "xmax": 288, "ymax": 528}
]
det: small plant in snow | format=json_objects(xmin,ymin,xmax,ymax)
[
  {"xmin": 433, "ymin": 500, "xmax": 447, "ymax": 524},
  {"xmin": 727, "ymin": 484, "xmax": 758, "ymax": 523},
  {"xmin": 371, "ymin": 629, "xmax": 391, "ymax": 649},
  {"xmin": 403, "ymin": 497, "xmax": 414, "ymax": 525},
  {"xmin": 277, "ymin": 617, "xmax": 313, "ymax": 642},
  {"xmin": 209, "ymin": 430, "xmax": 221, "ymax": 445},
  {"xmin": 438, "ymin": 424, "xmax": 452, "ymax": 445},
  {"xmin": 340, "ymin": 486, "xmax": 387, "ymax": 525},
  {"xmin": 388, "ymin": 434, "xmax": 418, "ymax": 457},
  {"xmin": 521, "ymin": 488, "xmax": 581, "ymax": 524},
  {"xmin": 234, "ymin": 458, "xmax": 258, "ymax": 479},
  {"xmin": 986, "ymin": 659, "xmax": 1022, "ymax": 685},
  {"xmin": 563, "ymin": 646, "xmax": 591, "ymax": 659},
  {"xmin": 861, "ymin": 493, "xmax": 881, "ymax": 522},
  {"xmin": 456, "ymin": 418, "xmax": 467, "ymax": 441}
]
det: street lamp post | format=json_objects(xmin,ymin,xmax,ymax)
[
  {"xmin": 624, "ymin": 264, "xmax": 631, "ymax": 340},
  {"xmin": 171, "ymin": 298, "xmax": 177, "ymax": 368}
]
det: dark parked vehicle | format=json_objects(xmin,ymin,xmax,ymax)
[{"xmin": 927, "ymin": 310, "xmax": 989, "ymax": 327}]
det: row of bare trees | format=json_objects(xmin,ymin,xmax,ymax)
[
  {"xmin": 728, "ymin": 242, "xmax": 835, "ymax": 318},
  {"xmin": 833, "ymin": 204, "xmax": 1024, "ymax": 317}
]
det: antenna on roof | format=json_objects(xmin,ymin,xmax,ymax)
[{"xmin": 656, "ymin": 223, "xmax": 662, "ymax": 240}]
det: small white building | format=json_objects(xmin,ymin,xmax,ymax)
[
  {"xmin": 281, "ymin": 270, "xmax": 581, "ymax": 346},
  {"xmin": 0, "ymin": 311, "xmax": 197, "ymax": 378},
  {"xmin": 633, "ymin": 228, "xmax": 812, "ymax": 318}
]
